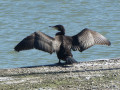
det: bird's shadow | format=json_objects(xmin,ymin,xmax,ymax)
[{"xmin": 20, "ymin": 63, "xmax": 73, "ymax": 68}]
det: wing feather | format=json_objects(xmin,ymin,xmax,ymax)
[
  {"xmin": 14, "ymin": 33, "xmax": 35, "ymax": 52},
  {"xmin": 14, "ymin": 31, "xmax": 57, "ymax": 54},
  {"xmin": 34, "ymin": 31, "xmax": 55, "ymax": 54},
  {"xmin": 72, "ymin": 28, "xmax": 111, "ymax": 52},
  {"xmin": 90, "ymin": 30, "xmax": 111, "ymax": 45}
]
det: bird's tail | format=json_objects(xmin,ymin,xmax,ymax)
[{"xmin": 66, "ymin": 57, "xmax": 78, "ymax": 64}]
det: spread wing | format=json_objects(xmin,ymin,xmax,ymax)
[
  {"xmin": 14, "ymin": 33, "xmax": 35, "ymax": 51},
  {"xmin": 14, "ymin": 31, "xmax": 57, "ymax": 54},
  {"xmin": 71, "ymin": 28, "xmax": 111, "ymax": 52}
]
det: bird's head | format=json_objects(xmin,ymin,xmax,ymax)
[{"xmin": 49, "ymin": 25, "xmax": 65, "ymax": 31}]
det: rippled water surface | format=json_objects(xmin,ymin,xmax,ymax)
[{"xmin": 0, "ymin": 0, "xmax": 120, "ymax": 68}]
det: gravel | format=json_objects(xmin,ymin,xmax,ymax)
[{"xmin": 0, "ymin": 58, "xmax": 120, "ymax": 90}]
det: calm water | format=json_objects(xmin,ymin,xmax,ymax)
[{"xmin": 0, "ymin": 0, "xmax": 120, "ymax": 69}]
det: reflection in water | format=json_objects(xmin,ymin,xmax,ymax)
[{"xmin": 0, "ymin": 0, "xmax": 120, "ymax": 68}]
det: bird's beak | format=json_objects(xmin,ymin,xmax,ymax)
[
  {"xmin": 49, "ymin": 26, "xmax": 53, "ymax": 28},
  {"xmin": 49, "ymin": 26, "xmax": 57, "ymax": 30}
]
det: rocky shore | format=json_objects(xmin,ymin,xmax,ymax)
[{"xmin": 0, "ymin": 58, "xmax": 120, "ymax": 90}]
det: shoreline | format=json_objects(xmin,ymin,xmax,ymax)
[{"xmin": 0, "ymin": 58, "xmax": 120, "ymax": 89}]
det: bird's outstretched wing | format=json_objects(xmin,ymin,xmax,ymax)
[
  {"xmin": 14, "ymin": 33, "xmax": 35, "ymax": 52},
  {"xmin": 71, "ymin": 28, "xmax": 111, "ymax": 52},
  {"xmin": 14, "ymin": 31, "xmax": 56, "ymax": 54}
]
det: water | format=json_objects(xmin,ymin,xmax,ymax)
[{"xmin": 0, "ymin": 0, "xmax": 120, "ymax": 69}]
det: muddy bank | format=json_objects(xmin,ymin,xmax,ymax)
[{"xmin": 0, "ymin": 58, "xmax": 120, "ymax": 90}]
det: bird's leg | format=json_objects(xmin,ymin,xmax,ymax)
[
  {"xmin": 56, "ymin": 59, "xmax": 65, "ymax": 65},
  {"xmin": 56, "ymin": 59, "xmax": 62, "ymax": 65},
  {"xmin": 58, "ymin": 59, "xmax": 61, "ymax": 64}
]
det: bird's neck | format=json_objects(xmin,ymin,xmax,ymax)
[{"xmin": 56, "ymin": 29, "xmax": 65, "ymax": 36}]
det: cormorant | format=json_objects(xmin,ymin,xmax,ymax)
[{"xmin": 14, "ymin": 25, "xmax": 111, "ymax": 64}]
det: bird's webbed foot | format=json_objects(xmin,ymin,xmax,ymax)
[{"xmin": 66, "ymin": 57, "xmax": 78, "ymax": 64}]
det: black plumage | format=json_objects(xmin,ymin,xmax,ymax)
[{"xmin": 14, "ymin": 25, "xmax": 111, "ymax": 64}]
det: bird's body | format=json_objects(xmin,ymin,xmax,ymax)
[
  {"xmin": 14, "ymin": 25, "xmax": 111, "ymax": 64},
  {"xmin": 55, "ymin": 35, "xmax": 74, "ymax": 63}
]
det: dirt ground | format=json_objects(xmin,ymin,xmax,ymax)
[{"xmin": 0, "ymin": 58, "xmax": 120, "ymax": 90}]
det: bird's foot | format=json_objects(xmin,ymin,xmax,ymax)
[
  {"xmin": 56, "ymin": 62, "xmax": 63, "ymax": 65},
  {"xmin": 66, "ymin": 57, "xmax": 78, "ymax": 64}
]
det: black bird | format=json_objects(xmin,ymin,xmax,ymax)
[{"xmin": 14, "ymin": 25, "xmax": 111, "ymax": 64}]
